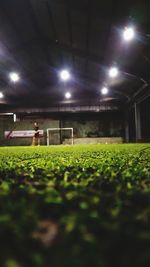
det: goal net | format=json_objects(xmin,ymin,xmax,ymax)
[{"xmin": 47, "ymin": 128, "xmax": 74, "ymax": 145}]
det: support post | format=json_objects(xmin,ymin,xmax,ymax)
[
  {"xmin": 59, "ymin": 120, "xmax": 62, "ymax": 144},
  {"xmin": 124, "ymin": 109, "xmax": 129, "ymax": 143},
  {"xmin": 134, "ymin": 102, "xmax": 141, "ymax": 142},
  {"xmin": 125, "ymin": 120, "xmax": 129, "ymax": 143}
]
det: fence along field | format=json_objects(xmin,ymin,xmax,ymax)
[{"xmin": 0, "ymin": 144, "xmax": 149, "ymax": 267}]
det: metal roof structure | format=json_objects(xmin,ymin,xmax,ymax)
[{"xmin": 0, "ymin": 0, "xmax": 150, "ymax": 111}]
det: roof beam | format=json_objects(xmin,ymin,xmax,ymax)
[
  {"xmin": 65, "ymin": 0, "xmax": 75, "ymax": 68},
  {"xmin": 47, "ymin": 0, "xmax": 122, "ymax": 21},
  {"xmin": 3, "ymin": 105, "xmax": 119, "ymax": 114},
  {"xmin": 136, "ymin": 90, "xmax": 150, "ymax": 104},
  {"xmin": 10, "ymin": 38, "xmax": 104, "ymax": 66},
  {"xmin": 85, "ymin": 0, "xmax": 92, "ymax": 74},
  {"xmin": 128, "ymin": 79, "xmax": 149, "ymax": 104},
  {"xmin": 46, "ymin": 1, "xmax": 64, "ymax": 66},
  {"xmin": 27, "ymin": 0, "xmax": 53, "ymax": 66},
  {"xmin": 0, "ymin": 4, "xmax": 40, "ymax": 89},
  {"xmin": 46, "ymin": 1, "xmax": 58, "ymax": 41}
]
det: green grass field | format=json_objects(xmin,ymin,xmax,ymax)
[{"xmin": 0, "ymin": 144, "xmax": 150, "ymax": 267}]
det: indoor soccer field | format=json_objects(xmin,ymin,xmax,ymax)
[
  {"xmin": 0, "ymin": 144, "xmax": 149, "ymax": 267},
  {"xmin": 0, "ymin": 0, "xmax": 150, "ymax": 266}
]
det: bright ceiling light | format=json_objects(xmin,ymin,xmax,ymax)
[
  {"xmin": 60, "ymin": 70, "xmax": 70, "ymax": 81},
  {"xmin": 123, "ymin": 27, "xmax": 135, "ymax": 41},
  {"xmin": 101, "ymin": 87, "xmax": 109, "ymax": 95},
  {"xmin": 65, "ymin": 92, "xmax": 71, "ymax": 99},
  {"xmin": 9, "ymin": 72, "xmax": 20, "ymax": 82},
  {"xmin": 0, "ymin": 92, "xmax": 4, "ymax": 98},
  {"xmin": 109, "ymin": 67, "xmax": 119, "ymax": 78}
]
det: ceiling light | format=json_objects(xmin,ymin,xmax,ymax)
[
  {"xmin": 0, "ymin": 92, "xmax": 4, "ymax": 98},
  {"xmin": 9, "ymin": 72, "xmax": 20, "ymax": 83},
  {"xmin": 109, "ymin": 67, "xmax": 119, "ymax": 78},
  {"xmin": 101, "ymin": 87, "xmax": 109, "ymax": 95},
  {"xmin": 123, "ymin": 27, "xmax": 135, "ymax": 41},
  {"xmin": 60, "ymin": 70, "xmax": 70, "ymax": 81},
  {"xmin": 65, "ymin": 92, "xmax": 71, "ymax": 99}
]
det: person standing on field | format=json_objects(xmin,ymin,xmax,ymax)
[{"xmin": 32, "ymin": 122, "xmax": 40, "ymax": 146}]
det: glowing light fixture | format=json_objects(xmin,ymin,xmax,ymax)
[
  {"xmin": 0, "ymin": 92, "xmax": 4, "ymax": 98},
  {"xmin": 109, "ymin": 67, "xmax": 119, "ymax": 78},
  {"xmin": 60, "ymin": 70, "xmax": 70, "ymax": 81},
  {"xmin": 101, "ymin": 87, "xmax": 109, "ymax": 95},
  {"xmin": 65, "ymin": 92, "xmax": 71, "ymax": 99},
  {"xmin": 9, "ymin": 72, "xmax": 20, "ymax": 83},
  {"xmin": 123, "ymin": 27, "xmax": 135, "ymax": 41}
]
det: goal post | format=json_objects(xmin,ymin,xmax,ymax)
[{"xmin": 47, "ymin": 128, "xmax": 74, "ymax": 145}]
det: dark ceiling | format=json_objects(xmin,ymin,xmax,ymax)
[{"xmin": 0, "ymin": 0, "xmax": 150, "ymax": 109}]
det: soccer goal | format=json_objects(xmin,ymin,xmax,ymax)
[{"xmin": 47, "ymin": 128, "xmax": 74, "ymax": 145}]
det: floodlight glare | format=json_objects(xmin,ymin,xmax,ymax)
[
  {"xmin": 0, "ymin": 92, "xmax": 4, "ymax": 98},
  {"xmin": 101, "ymin": 87, "xmax": 108, "ymax": 95},
  {"xmin": 109, "ymin": 67, "xmax": 119, "ymax": 78},
  {"xmin": 123, "ymin": 27, "xmax": 135, "ymax": 41},
  {"xmin": 60, "ymin": 70, "xmax": 70, "ymax": 81},
  {"xmin": 65, "ymin": 92, "xmax": 71, "ymax": 99},
  {"xmin": 9, "ymin": 72, "xmax": 20, "ymax": 82}
]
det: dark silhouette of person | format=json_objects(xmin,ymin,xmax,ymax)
[{"xmin": 32, "ymin": 122, "xmax": 40, "ymax": 146}]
